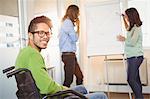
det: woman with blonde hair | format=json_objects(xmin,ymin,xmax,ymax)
[{"xmin": 59, "ymin": 4, "xmax": 83, "ymax": 88}]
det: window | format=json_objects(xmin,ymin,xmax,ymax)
[{"xmin": 0, "ymin": 0, "xmax": 20, "ymax": 48}]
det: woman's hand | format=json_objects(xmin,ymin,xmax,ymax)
[{"xmin": 117, "ymin": 34, "xmax": 126, "ymax": 42}]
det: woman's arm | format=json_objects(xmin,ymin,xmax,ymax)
[
  {"xmin": 76, "ymin": 18, "xmax": 80, "ymax": 37},
  {"xmin": 63, "ymin": 19, "xmax": 78, "ymax": 42},
  {"xmin": 122, "ymin": 14, "xmax": 129, "ymax": 30}
]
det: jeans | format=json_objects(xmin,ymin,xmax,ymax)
[
  {"xmin": 71, "ymin": 85, "xmax": 108, "ymax": 99},
  {"xmin": 127, "ymin": 56, "xmax": 144, "ymax": 99}
]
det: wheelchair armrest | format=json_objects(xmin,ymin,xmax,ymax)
[
  {"xmin": 6, "ymin": 68, "xmax": 31, "ymax": 78},
  {"xmin": 43, "ymin": 89, "xmax": 87, "ymax": 99},
  {"xmin": 2, "ymin": 66, "xmax": 15, "ymax": 74}
]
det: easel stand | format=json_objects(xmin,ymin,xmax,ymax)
[{"xmin": 104, "ymin": 54, "xmax": 132, "ymax": 99}]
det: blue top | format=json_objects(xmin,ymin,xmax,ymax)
[
  {"xmin": 125, "ymin": 25, "xmax": 144, "ymax": 58},
  {"xmin": 59, "ymin": 18, "xmax": 78, "ymax": 53}
]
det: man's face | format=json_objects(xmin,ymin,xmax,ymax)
[{"xmin": 30, "ymin": 23, "xmax": 51, "ymax": 50}]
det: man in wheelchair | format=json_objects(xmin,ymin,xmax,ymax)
[{"xmin": 13, "ymin": 16, "xmax": 107, "ymax": 99}]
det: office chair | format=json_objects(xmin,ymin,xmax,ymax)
[{"xmin": 2, "ymin": 66, "xmax": 87, "ymax": 99}]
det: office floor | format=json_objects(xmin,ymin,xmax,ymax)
[{"xmin": 107, "ymin": 92, "xmax": 150, "ymax": 99}]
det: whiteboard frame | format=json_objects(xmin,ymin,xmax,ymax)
[{"xmin": 85, "ymin": 0, "xmax": 124, "ymax": 57}]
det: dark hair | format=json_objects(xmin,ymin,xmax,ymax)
[
  {"xmin": 28, "ymin": 16, "xmax": 52, "ymax": 32},
  {"xmin": 125, "ymin": 7, "xmax": 142, "ymax": 31},
  {"xmin": 62, "ymin": 5, "xmax": 79, "ymax": 24}
]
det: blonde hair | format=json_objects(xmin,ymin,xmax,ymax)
[{"xmin": 62, "ymin": 5, "xmax": 79, "ymax": 25}]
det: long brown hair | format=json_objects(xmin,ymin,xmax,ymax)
[
  {"xmin": 125, "ymin": 7, "xmax": 142, "ymax": 31},
  {"xmin": 62, "ymin": 5, "xmax": 79, "ymax": 25}
]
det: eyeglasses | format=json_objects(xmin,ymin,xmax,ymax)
[{"xmin": 31, "ymin": 30, "xmax": 52, "ymax": 38}]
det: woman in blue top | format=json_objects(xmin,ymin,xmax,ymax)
[
  {"xmin": 117, "ymin": 8, "xmax": 144, "ymax": 99},
  {"xmin": 59, "ymin": 5, "xmax": 83, "ymax": 87}
]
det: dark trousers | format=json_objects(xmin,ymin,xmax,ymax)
[
  {"xmin": 62, "ymin": 52, "xmax": 83, "ymax": 87},
  {"xmin": 127, "ymin": 56, "xmax": 144, "ymax": 99}
]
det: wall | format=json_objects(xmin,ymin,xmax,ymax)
[
  {"xmin": 0, "ymin": 48, "xmax": 19, "ymax": 99},
  {"xmin": 144, "ymin": 49, "xmax": 150, "ymax": 85},
  {"xmin": 0, "ymin": 0, "xmax": 18, "ymax": 16}
]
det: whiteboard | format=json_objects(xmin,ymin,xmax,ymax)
[{"xmin": 86, "ymin": 0, "xmax": 124, "ymax": 56}]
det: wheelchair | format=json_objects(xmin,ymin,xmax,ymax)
[{"xmin": 2, "ymin": 66, "xmax": 87, "ymax": 99}]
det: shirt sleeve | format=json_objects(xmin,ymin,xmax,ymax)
[
  {"xmin": 28, "ymin": 53, "xmax": 66, "ymax": 94},
  {"xmin": 63, "ymin": 19, "xmax": 78, "ymax": 42},
  {"xmin": 125, "ymin": 27, "xmax": 139, "ymax": 47},
  {"xmin": 130, "ymin": 28, "xmax": 139, "ymax": 45}
]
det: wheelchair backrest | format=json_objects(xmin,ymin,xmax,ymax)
[{"xmin": 15, "ymin": 69, "xmax": 41, "ymax": 99}]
